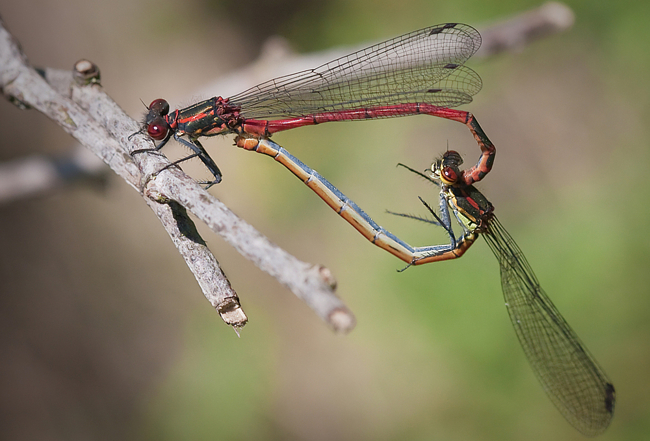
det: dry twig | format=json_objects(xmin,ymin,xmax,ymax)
[{"xmin": 0, "ymin": 19, "xmax": 355, "ymax": 333}]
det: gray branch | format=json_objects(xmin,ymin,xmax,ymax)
[
  {"xmin": 476, "ymin": 2, "xmax": 574, "ymax": 58},
  {"xmin": 0, "ymin": 19, "xmax": 355, "ymax": 333}
]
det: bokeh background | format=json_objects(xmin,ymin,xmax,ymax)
[{"xmin": 0, "ymin": 0, "xmax": 648, "ymax": 440}]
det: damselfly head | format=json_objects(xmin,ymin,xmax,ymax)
[
  {"xmin": 431, "ymin": 150, "xmax": 464, "ymax": 185},
  {"xmin": 144, "ymin": 99, "xmax": 171, "ymax": 141}
]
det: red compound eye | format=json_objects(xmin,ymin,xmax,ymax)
[
  {"xmin": 148, "ymin": 99, "xmax": 169, "ymax": 116},
  {"xmin": 442, "ymin": 166, "xmax": 458, "ymax": 183},
  {"xmin": 147, "ymin": 117, "xmax": 169, "ymax": 140}
]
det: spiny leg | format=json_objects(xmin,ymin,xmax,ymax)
[{"xmin": 170, "ymin": 136, "xmax": 223, "ymax": 187}]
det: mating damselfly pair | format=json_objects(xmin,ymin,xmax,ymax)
[{"xmin": 136, "ymin": 23, "xmax": 614, "ymax": 436}]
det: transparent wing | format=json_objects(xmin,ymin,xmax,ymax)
[
  {"xmin": 483, "ymin": 217, "xmax": 615, "ymax": 436},
  {"xmin": 229, "ymin": 23, "xmax": 482, "ymax": 118}
]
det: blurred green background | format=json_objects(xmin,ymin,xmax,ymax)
[{"xmin": 0, "ymin": 0, "xmax": 648, "ymax": 440}]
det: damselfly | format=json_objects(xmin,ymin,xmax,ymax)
[
  {"xmin": 138, "ymin": 23, "xmax": 494, "ymax": 189},
  {"xmin": 390, "ymin": 150, "xmax": 615, "ymax": 436}
]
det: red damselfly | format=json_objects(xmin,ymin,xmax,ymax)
[
  {"xmin": 138, "ymin": 23, "xmax": 494, "ymax": 189},
  {"xmin": 390, "ymin": 151, "xmax": 615, "ymax": 436}
]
